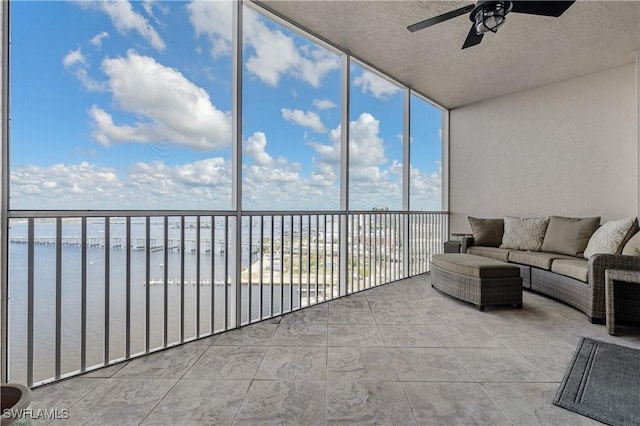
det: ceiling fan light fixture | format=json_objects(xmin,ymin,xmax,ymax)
[{"xmin": 474, "ymin": 1, "xmax": 512, "ymax": 34}]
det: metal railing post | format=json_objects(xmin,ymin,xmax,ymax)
[
  {"xmin": 339, "ymin": 53, "xmax": 350, "ymax": 297},
  {"xmin": 232, "ymin": 0, "xmax": 243, "ymax": 329},
  {"xmin": 403, "ymin": 90, "xmax": 410, "ymax": 278},
  {"xmin": 1, "ymin": 0, "xmax": 10, "ymax": 384}
]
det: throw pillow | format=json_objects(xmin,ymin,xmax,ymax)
[
  {"xmin": 617, "ymin": 218, "xmax": 639, "ymax": 254},
  {"xmin": 468, "ymin": 217, "xmax": 504, "ymax": 247},
  {"xmin": 622, "ymin": 231, "xmax": 640, "ymax": 256},
  {"xmin": 540, "ymin": 216, "xmax": 600, "ymax": 256},
  {"xmin": 583, "ymin": 217, "xmax": 635, "ymax": 259},
  {"xmin": 500, "ymin": 216, "xmax": 550, "ymax": 251}
]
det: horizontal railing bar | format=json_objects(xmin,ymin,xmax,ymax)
[
  {"xmin": 8, "ymin": 210, "xmax": 449, "ymax": 219},
  {"xmin": 8, "ymin": 210, "xmax": 238, "ymax": 218}
]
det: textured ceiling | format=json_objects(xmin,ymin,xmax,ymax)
[{"xmin": 257, "ymin": 1, "xmax": 640, "ymax": 108}]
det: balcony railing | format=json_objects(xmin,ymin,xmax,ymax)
[{"xmin": 6, "ymin": 210, "xmax": 447, "ymax": 387}]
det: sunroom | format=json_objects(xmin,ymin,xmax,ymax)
[{"xmin": 1, "ymin": 1, "xmax": 639, "ymax": 425}]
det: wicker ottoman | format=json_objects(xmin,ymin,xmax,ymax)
[{"xmin": 431, "ymin": 254, "xmax": 523, "ymax": 311}]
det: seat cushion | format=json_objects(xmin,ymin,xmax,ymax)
[
  {"xmin": 541, "ymin": 216, "xmax": 600, "ymax": 256},
  {"xmin": 468, "ymin": 217, "xmax": 504, "ymax": 247},
  {"xmin": 432, "ymin": 254, "xmax": 520, "ymax": 279},
  {"xmin": 551, "ymin": 258, "xmax": 589, "ymax": 282},
  {"xmin": 508, "ymin": 250, "xmax": 577, "ymax": 270},
  {"xmin": 467, "ymin": 246, "xmax": 511, "ymax": 262}
]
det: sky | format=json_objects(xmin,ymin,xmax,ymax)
[{"xmin": 9, "ymin": 0, "xmax": 443, "ymax": 211}]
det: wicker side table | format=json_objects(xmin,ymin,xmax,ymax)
[{"xmin": 604, "ymin": 269, "xmax": 640, "ymax": 335}]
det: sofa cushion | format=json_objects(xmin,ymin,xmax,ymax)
[
  {"xmin": 508, "ymin": 250, "xmax": 577, "ymax": 270},
  {"xmin": 431, "ymin": 254, "xmax": 520, "ymax": 278},
  {"xmin": 583, "ymin": 218, "xmax": 635, "ymax": 259},
  {"xmin": 500, "ymin": 217, "xmax": 550, "ymax": 251},
  {"xmin": 550, "ymin": 258, "xmax": 588, "ymax": 282},
  {"xmin": 622, "ymin": 231, "xmax": 640, "ymax": 256},
  {"xmin": 541, "ymin": 216, "xmax": 600, "ymax": 256},
  {"xmin": 467, "ymin": 246, "xmax": 511, "ymax": 262},
  {"xmin": 468, "ymin": 217, "xmax": 503, "ymax": 247},
  {"xmin": 618, "ymin": 219, "xmax": 639, "ymax": 254}
]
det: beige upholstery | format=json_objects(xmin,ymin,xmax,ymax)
[
  {"xmin": 508, "ymin": 250, "xmax": 576, "ymax": 270},
  {"xmin": 551, "ymin": 258, "xmax": 589, "ymax": 282},
  {"xmin": 583, "ymin": 217, "xmax": 635, "ymax": 258},
  {"xmin": 431, "ymin": 254, "xmax": 520, "ymax": 279},
  {"xmin": 622, "ymin": 231, "xmax": 640, "ymax": 256},
  {"xmin": 541, "ymin": 216, "xmax": 600, "ymax": 256},
  {"xmin": 500, "ymin": 216, "xmax": 550, "ymax": 251},
  {"xmin": 467, "ymin": 246, "xmax": 511, "ymax": 262},
  {"xmin": 468, "ymin": 217, "xmax": 503, "ymax": 247}
]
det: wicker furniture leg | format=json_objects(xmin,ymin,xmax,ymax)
[{"xmin": 604, "ymin": 269, "xmax": 640, "ymax": 335}]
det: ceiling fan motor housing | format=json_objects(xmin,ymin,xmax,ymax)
[{"xmin": 471, "ymin": 0, "xmax": 513, "ymax": 34}]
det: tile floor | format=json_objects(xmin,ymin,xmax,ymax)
[{"xmin": 30, "ymin": 274, "xmax": 640, "ymax": 425}]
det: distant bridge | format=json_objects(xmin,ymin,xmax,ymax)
[{"xmin": 9, "ymin": 236, "xmax": 261, "ymax": 256}]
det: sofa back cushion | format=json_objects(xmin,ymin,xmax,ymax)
[
  {"xmin": 500, "ymin": 217, "xmax": 550, "ymax": 252},
  {"xmin": 622, "ymin": 230, "xmax": 640, "ymax": 256},
  {"xmin": 541, "ymin": 216, "xmax": 600, "ymax": 257},
  {"xmin": 468, "ymin": 217, "xmax": 503, "ymax": 247},
  {"xmin": 617, "ymin": 219, "xmax": 639, "ymax": 254},
  {"xmin": 584, "ymin": 218, "xmax": 636, "ymax": 258}
]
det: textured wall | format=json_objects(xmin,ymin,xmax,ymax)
[{"xmin": 449, "ymin": 63, "xmax": 637, "ymax": 235}]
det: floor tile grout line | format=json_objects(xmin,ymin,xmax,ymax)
[
  {"xmin": 135, "ymin": 343, "xmax": 212, "ymax": 425},
  {"xmin": 477, "ymin": 382, "xmax": 518, "ymax": 426},
  {"xmin": 445, "ymin": 346, "xmax": 479, "ymax": 384},
  {"xmin": 135, "ymin": 377, "xmax": 181, "ymax": 426},
  {"xmin": 324, "ymin": 343, "xmax": 328, "ymax": 425},
  {"xmin": 40, "ymin": 377, "xmax": 108, "ymax": 415}
]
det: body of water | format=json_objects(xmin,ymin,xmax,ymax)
[{"xmin": 7, "ymin": 218, "xmax": 343, "ymax": 384}]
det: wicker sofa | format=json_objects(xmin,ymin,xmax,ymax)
[{"xmin": 461, "ymin": 216, "xmax": 640, "ymax": 324}]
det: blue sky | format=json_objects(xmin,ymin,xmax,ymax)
[{"xmin": 9, "ymin": 0, "xmax": 442, "ymax": 211}]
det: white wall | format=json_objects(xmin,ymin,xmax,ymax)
[{"xmin": 449, "ymin": 63, "xmax": 638, "ymax": 234}]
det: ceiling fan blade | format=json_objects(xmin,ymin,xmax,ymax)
[
  {"xmin": 408, "ymin": 4, "xmax": 475, "ymax": 32},
  {"xmin": 510, "ymin": 1, "xmax": 575, "ymax": 17},
  {"xmin": 462, "ymin": 25, "xmax": 483, "ymax": 49}
]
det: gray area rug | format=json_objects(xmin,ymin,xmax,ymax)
[{"xmin": 554, "ymin": 337, "xmax": 640, "ymax": 426}]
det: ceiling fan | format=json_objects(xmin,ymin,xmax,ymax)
[{"xmin": 407, "ymin": 1, "xmax": 576, "ymax": 49}]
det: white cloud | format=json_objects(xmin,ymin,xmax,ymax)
[
  {"xmin": 90, "ymin": 0, "xmax": 165, "ymax": 51},
  {"xmin": 10, "ymin": 159, "xmax": 233, "ymax": 210},
  {"xmin": 243, "ymin": 10, "xmax": 339, "ymax": 87},
  {"xmin": 187, "ymin": 0, "xmax": 233, "ymax": 57},
  {"xmin": 281, "ymin": 108, "xmax": 327, "ymax": 133},
  {"xmin": 62, "ymin": 48, "xmax": 107, "ymax": 92},
  {"xmin": 354, "ymin": 69, "xmax": 401, "ymax": 100},
  {"xmin": 90, "ymin": 31, "xmax": 109, "ymax": 48},
  {"xmin": 313, "ymin": 99, "xmax": 337, "ymax": 110},
  {"xmin": 10, "ymin": 162, "xmax": 123, "ymax": 209},
  {"xmin": 309, "ymin": 112, "xmax": 406, "ymax": 209},
  {"xmin": 410, "ymin": 162, "xmax": 442, "ymax": 210},
  {"xmin": 91, "ymin": 50, "xmax": 231, "ymax": 150},
  {"xmin": 128, "ymin": 158, "xmax": 232, "ymax": 206},
  {"xmin": 141, "ymin": 1, "xmax": 168, "ymax": 23},
  {"xmin": 347, "ymin": 113, "xmax": 386, "ymax": 168},
  {"xmin": 186, "ymin": 3, "xmax": 339, "ymax": 87},
  {"xmin": 63, "ymin": 48, "xmax": 86, "ymax": 68},
  {"xmin": 239, "ymin": 130, "xmax": 340, "ymax": 209},
  {"xmin": 244, "ymin": 132, "xmax": 274, "ymax": 166},
  {"xmin": 309, "ymin": 112, "xmax": 386, "ymax": 170}
]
